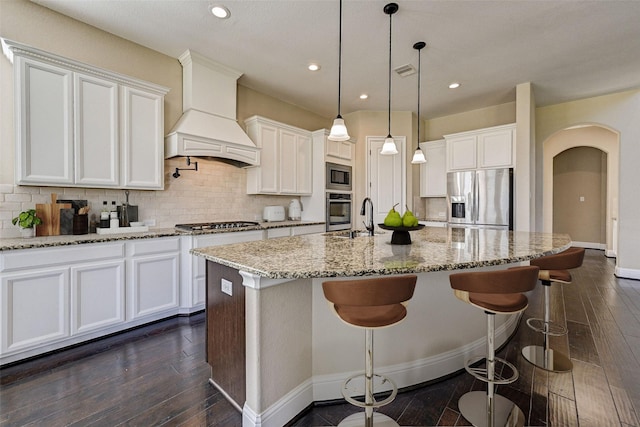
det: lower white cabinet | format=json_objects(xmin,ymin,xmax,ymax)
[
  {"xmin": 71, "ymin": 260, "xmax": 125, "ymax": 335},
  {"xmin": 1, "ymin": 267, "xmax": 70, "ymax": 355},
  {"xmin": 0, "ymin": 238, "xmax": 182, "ymax": 365},
  {"xmin": 127, "ymin": 237, "xmax": 180, "ymax": 320}
]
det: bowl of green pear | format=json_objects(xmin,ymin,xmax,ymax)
[{"xmin": 378, "ymin": 204, "xmax": 424, "ymax": 245}]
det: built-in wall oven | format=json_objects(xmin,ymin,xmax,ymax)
[
  {"xmin": 326, "ymin": 162, "xmax": 352, "ymax": 192},
  {"xmin": 326, "ymin": 193, "xmax": 352, "ymax": 231}
]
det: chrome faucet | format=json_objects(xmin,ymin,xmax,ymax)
[{"xmin": 360, "ymin": 197, "xmax": 374, "ymax": 236}]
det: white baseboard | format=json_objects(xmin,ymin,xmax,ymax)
[
  {"xmin": 242, "ymin": 315, "xmax": 519, "ymax": 427},
  {"xmin": 615, "ymin": 267, "xmax": 640, "ymax": 281},
  {"xmin": 571, "ymin": 241, "xmax": 606, "ymax": 250}
]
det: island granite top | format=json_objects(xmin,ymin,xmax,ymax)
[{"xmin": 191, "ymin": 227, "xmax": 572, "ymax": 279}]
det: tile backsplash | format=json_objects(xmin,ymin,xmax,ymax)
[{"xmin": 0, "ymin": 158, "xmax": 297, "ymax": 238}]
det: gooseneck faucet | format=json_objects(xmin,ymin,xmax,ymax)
[{"xmin": 360, "ymin": 197, "xmax": 374, "ymax": 236}]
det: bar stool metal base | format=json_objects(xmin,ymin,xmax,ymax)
[
  {"xmin": 459, "ymin": 391, "xmax": 525, "ymax": 427},
  {"xmin": 337, "ymin": 411, "xmax": 399, "ymax": 427},
  {"xmin": 526, "ymin": 318, "xmax": 567, "ymax": 336},
  {"xmin": 522, "ymin": 344, "xmax": 573, "ymax": 372}
]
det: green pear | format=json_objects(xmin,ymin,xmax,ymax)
[
  {"xmin": 402, "ymin": 205, "xmax": 419, "ymax": 227},
  {"xmin": 383, "ymin": 203, "xmax": 403, "ymax": 227}
]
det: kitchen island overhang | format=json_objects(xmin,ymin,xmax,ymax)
[{"xmin": 192, "ymin": 227, "xmax": 571, "ymax": 427}]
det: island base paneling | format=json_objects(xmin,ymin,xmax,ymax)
[{"xmin": 206, "ymin": 262, "xmax": 245, "ymax": 409}]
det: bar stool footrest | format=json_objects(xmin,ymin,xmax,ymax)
[
  {"xmin": 341, "ymin": 373, "xmax": 398, "ymax": 410},
  {"xmin": 464, "ymin": 355, "xmax": 519, "ymax": 385},
  {"xmin": 526, "ymin": 317, "xmax": 568, "ymax": 336}
]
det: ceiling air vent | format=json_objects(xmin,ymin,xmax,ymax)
[{"xmin": 394, "ymin": 63, "xmax": 416, "ymax": 77}]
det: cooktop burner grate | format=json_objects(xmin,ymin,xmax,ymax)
[{"xmin": 175, "ymin": 221, "xmax": 260, "ymax": 231}]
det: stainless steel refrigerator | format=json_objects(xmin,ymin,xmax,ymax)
[{"xmin": 447, "ymin": 168, "xmax": 513, "ymax": 229}]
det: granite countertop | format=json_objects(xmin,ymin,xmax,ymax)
[
  {"xmin": 0, "ymin": 221, "xmax": 325, "ymax": 251},
  {"xmin": 191, "ymin": 226, "xmax": 572, "ymax": 279}
]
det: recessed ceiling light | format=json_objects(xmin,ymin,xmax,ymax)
[
  {"xmin": 360, "ymin": 94, "xmax": 369, "ymax": 99},
  {"xmin": 211, "ymin": 5, "xmax": 230, "ymax": 19},
  {"xmin": 449, "ymin": 82, "xmax": 461, "ymax": 89},
  {"xmin": 308, "ymin": 63, "xmax": 320, "ymax": 71}
]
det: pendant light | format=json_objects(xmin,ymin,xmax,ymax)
[
  {"xmin": 380, "ymin": 3, "xmax": 399, "ymax": 155},
  {"xmin": 411, "ymin": 41, "xmax": 427, "ymax": 164},
  {"xmin": 328, "ymin": 0, "xmax": 350, "ymax": 141}
]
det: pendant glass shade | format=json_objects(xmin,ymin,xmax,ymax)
[
  {"xmin": 381, "ymin": 135, "xmax": 398, "ymax": 155},
  {"xmin": 411, "ymin": 147, "xmax": 426, "ymax": 164},
  {"xmin": 329, "ymin": 116, "xmax": 350, "ymax": 141},
  {"xmin": 328, "ymin": 0, "xmax": 349, "ymax": 142}
]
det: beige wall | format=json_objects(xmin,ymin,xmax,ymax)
[
  {"xmin": 553, "ymin": 146, "xmax": 606, "ymax": 245},
  {"xmin": 537, "ymin": 90, "xmax": 640, "ymax": 275},
  {"xmin": 0, "ymin": 0, "xmax": 331, "ymax": 237},
  {"xmin": 424, "ymin": 101, "xmax": 516, "ymax": 141}
]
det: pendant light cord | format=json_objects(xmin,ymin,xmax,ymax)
[
  {"xmin": 337, "ymin": 0, "xmax": 343, "ymax": 118},
  {"xmin": 417, "ymin": 46, "xmax": 421, "ymax": 145},
  {"xmin": 387, "ymin": 6, "xmax": 393, "ymax": 138}
]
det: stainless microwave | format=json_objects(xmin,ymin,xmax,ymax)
[{"xmin": 326, "ymin": 162, "xmax": 352, "ymax": 191}]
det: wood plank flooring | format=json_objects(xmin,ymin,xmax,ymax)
[{"xmin": 1, "ymin": 249, "xmax": 638, "ymax": 426}]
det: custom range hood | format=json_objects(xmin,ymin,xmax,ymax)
[{"xmin": 165, "ymin": 50, "xmax": 259, "ymax": 167}]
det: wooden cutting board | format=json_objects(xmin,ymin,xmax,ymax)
[{"xmin": 36, "ymin": 193, "xmax": 71, "ymax": 236}]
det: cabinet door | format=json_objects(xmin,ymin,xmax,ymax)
[
  {"xmin": 128, "ymin": 253, "xmax": 179, "ymax": 320},
  {"xmin": 252, "ymin": 123, "xmax": 279, "ymax": 194},
  {"xmin": 280, "ymin": 131, "xmax": 312, "ymax": 195},
  {"xmin": 121, "ymin": 86, "xmax": 164, "ymax": 189},
  {"xmin": 477, "ymin": 128, "xmax": 514, "ymax": 169},
  {"xmin": 446, "ymin": 135, "xmax": 477, "ymax": 171},
  {"xmin": 71, "ymin": 260, "xmax": 125, "ymax": 335},
  {"xmin": 279, "ymin": 129, "xmax": 298, "ymax": 194},
  {"xmin": 296, "ymin": 133, "xmax": 313, "ymax": 194},
  {"xmin": 74, "ymin": 73, "xmax": 119, "ymax": 186},
  {"xmin": 1, "ymin": 268, "xmax": 69, "ymax": 355},
  {"xmin": 15, "ymin": 57, "xmax": 73, "ymax": 185},
  {"xmin": 420, "ymin": 140, "xmax": 447, "ymax": 197}
]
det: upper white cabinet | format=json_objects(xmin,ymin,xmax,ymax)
[
  {"xmin": 325, "ymin": 138, "xmax": 354, "ymax": 163},
  {"xmin": 419, "ymin": 140, "xmax": 447, "ymax": 197},
  {"xmin": 445, "ymin": 123, "xmax": 515, "ymax": 171},
  {"xmin": 4, "ymin": 39, "xmax": 168, "ymax": 190},
  {"xmin": 245, "ymin": 116, "xmax": 313, "ymax": 195}
]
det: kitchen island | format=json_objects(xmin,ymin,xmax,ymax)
[{"xmin": 191, "ymin": 226, "xmax": 571, "ymax": 427}]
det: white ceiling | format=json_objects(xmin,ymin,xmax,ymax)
[{"xmin": 33, "ymin": 0, "xmax": 640, "ymax": 120}]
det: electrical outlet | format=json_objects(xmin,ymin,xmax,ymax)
[{"xmin": 221, "ymin": 278, "xmax": 232, "ymax": 296}]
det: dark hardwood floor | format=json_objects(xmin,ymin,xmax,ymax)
[{"xmin": 1, "ymin": 249, "xmax": 639, "ymax": 426}]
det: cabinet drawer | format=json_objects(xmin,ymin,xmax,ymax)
[
  {"xmin": 266, "ymin": 227, "xmax": 291, "ymax": 239},
  {"xmin": 128, "ymin": 237, "xmax": 180, "ymax": 256},
  {"xmin": 1, "ymin": 243, "xmax": 124, "ymax": 272}
]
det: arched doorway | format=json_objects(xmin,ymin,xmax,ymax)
[{"xmin": 542, "ymin": 125, "xmax": 619, "ymax": 257}]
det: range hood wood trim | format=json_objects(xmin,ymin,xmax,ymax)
[{"xmin": 165, "ymin": 133, "xmax": 260, "ymax": 166}]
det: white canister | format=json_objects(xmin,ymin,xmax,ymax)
[{"xmin": 288, "ymin": 199, "xmax": 302, "ymax": 220}]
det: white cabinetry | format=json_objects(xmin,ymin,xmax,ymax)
[
  {"xmin": 4, "ymin": 39, "xmax": 168, "ymax": 190},
  {"xmin": 245, "ymin": 116, "xmax": 313, "ymax": 195},
  {"xmin": 325, "ymin": 138, "xmax": 353, "ymax": 163},
  {"xmin": 445, "ymin": 123, "xmax": 515, "ymax": 172},
  {"xmin": 127, "ymin": 237, "xmax": 180, "ymax": 320},
  {"xmin": 419, "ymin": 140, "xmax": 447, "ymax": 197},
  {"xmin": 264, "ymin": 224, "xmax": 325, "ymax": 239},
  {"xmin": 0, "ymin": 243, "xmax": 125, "ymax": 364}
]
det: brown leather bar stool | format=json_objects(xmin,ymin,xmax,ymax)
[
  {"xmin": 322, "ymin": 275, "xmax": 417, "ymax": 427},
  {"xmin": 522, "ymin": 247, "xmax": 585, "ymax": 372},
  {"xmin": 450, "ymin": 266, "xmax": 539, "ymax": 427}
]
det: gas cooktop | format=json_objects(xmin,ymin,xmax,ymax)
[{"xmin": 175, "ymin": 221, "xmax": 260, "ymax": 231}]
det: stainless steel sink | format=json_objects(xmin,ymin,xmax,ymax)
[{"xmin": 324, "ymin": 230, "xmax": 385, "ymax": 238}]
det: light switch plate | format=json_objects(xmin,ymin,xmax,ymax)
[{"xmin": 221, "ymin": 278, "xmax": 232, "ymax": 296}]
